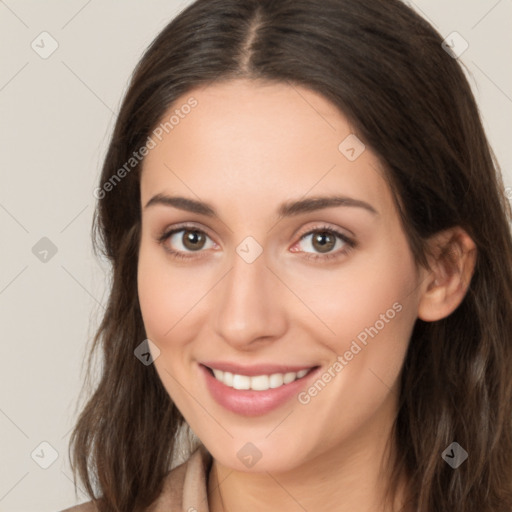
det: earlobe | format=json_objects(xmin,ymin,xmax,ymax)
[{"xmin": 417, "ymin": 227, "xmax": 477, "ymax": 322}]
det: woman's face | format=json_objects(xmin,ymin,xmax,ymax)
[{"xmin": 138, "ymin": 79, "xmax": 426, "ymax": 472}]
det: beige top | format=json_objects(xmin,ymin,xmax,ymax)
[{"xmin": 60, "ymin": 444, "xmax": 213, "ymax": 512}]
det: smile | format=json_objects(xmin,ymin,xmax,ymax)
[{"xmin": 200, "ymin": 362, "xmax": 321, "ymax": 416}]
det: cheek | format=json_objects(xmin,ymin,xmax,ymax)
[
  {"xmin": 137, "ymin": 237, "xmax": 209, "ymax": 342},
  {"xmin": 300, "ymin": 234, "xmax": 419, "ymax": 383},
  {"xmin": 304, "ymin": 251, "xmax": 415, "ymax": 343},
  {"xmin": 137, "ymin": 241, "xmax": 201, "ymax": 409},
  {"xmin": 137, "ymin": 243, "xmax": 172, "ymax": 340},
  {"xmin": 292, "ymin": 253, "xmax": 418, "ymax": 448}
]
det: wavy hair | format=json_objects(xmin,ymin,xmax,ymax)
[{"xmin": 69, "ymin": 0, "xmax": 512, "ymax": 510}]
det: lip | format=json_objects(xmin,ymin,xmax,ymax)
[{"xmin": 200, "ymin": 362, "xmax": 320, "ymax": 416}]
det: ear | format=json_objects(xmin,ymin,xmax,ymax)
[{"xmin": 417, "ymin": 227, "xmax": 477, "ymax": 322}]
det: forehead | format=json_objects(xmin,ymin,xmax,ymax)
[{"xmin": 140, "ymin": 79, "xmax": 394, "ymax": 219}]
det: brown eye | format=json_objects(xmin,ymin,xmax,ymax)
[
  {"xmin": 182, "ymin": 229, "xmax": 207, "ymax": 251},
  {"xmin": 159, "ymin": 226, "xmax": 216, "ymax": 257},
  {"xmin": 291, "ymin": 225, "xmax": 356, "ymax": 262},
  {"xmin": 311, "ymin": 231, "xmax": 336, "ymax": 253}
]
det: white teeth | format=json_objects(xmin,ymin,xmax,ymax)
[
  {"xmin": 210, "ymin": 368, "xmax": 312, "ymax": 390},
  {"xmin": 283, "ymin": 372, "xmax": 296, "ymax": 384},
  {"xmin": 250, "ymin": 375, "xmax": 270, "ymax": 391},
  {"xmin": 232, "ymin": 374, "xmax": 251, "ymax": 390},
  {"xmin": 269, "ymin": 373, "xmax": 284, "ymax": 388}
]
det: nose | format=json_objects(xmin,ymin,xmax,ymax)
[{"xmin": 213, "ymin": 247, "xmax": 288, "ymax": 351}]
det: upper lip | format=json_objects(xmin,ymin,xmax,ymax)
[{"xmin": 201, "ymin": 361, "xmax": 318, "ymax": 376}]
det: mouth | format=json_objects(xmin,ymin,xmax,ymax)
[{"xmin": 199, "ymin": 362, "xmax": 321, "ymax": 416}]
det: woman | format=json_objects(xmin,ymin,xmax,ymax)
[{"xmin": 63, "ymin": 0, "xmax": 512, "ymax": 511}]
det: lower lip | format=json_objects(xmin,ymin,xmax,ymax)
[{"xmin": 200, "ymin": 364, "xmax": 320, "ymax": 416}]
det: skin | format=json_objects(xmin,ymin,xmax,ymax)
[{"xmin": 137, "ymin": 79, "xmax": 476, "ymax": 512}]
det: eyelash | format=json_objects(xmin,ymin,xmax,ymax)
[{"xmin": 156, "ymin": 223, "xmax": 357, "ymax": 263}]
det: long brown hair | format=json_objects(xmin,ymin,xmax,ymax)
[{"xmin": 69, "ymin": 0, "xmax": 512, "ymax": 510}]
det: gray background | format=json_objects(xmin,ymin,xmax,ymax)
[{"xmin": 0, "ymin": 1, "xmax": 511, "ymax": 510}]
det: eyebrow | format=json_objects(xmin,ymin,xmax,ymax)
[{"xmin": 144, "ymin": 193, "xmax": 378, "ymax": 218}]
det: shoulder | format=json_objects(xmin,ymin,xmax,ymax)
[
  {"xmin": 59, "ymin": 501, "xmax": 98, "ymax": 512},
  {"xmin": 59, "ymin": 444, "xmax": 212, "ymax": 512}
]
